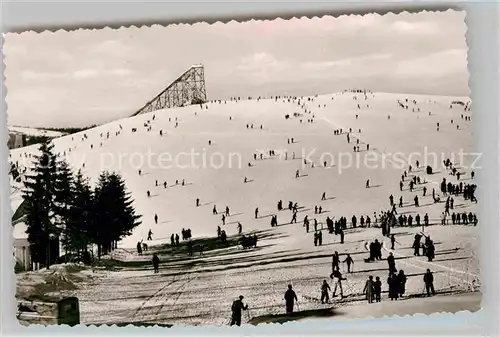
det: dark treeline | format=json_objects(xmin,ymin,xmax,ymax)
[
  {"xmin": 22, "ymin": 140, "xmax": 141, "ymax": 270},
  {"xmin": 43, "ymin": 125, "xmax": 98, "ymax": 134}
]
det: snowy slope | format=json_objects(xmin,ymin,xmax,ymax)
[{"xmin": 11, "ymin": 92, "xmax": 480, "ymax": 325}]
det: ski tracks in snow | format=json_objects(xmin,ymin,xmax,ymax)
[
  {"xmin": 382, "ymin": 240, "xmax": 480, "ymax": 290},
  {"xmin": 131, "ymin": 273, "xmax": 198, "ymax": 323}
]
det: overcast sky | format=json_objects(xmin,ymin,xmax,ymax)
[{"xmin": 4, "ymin": 10, "xmax": 468, "ymax": 128}]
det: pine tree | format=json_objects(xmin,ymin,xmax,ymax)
[
  {"xmin": 54, "ymin": 159, "xmax": 73, "ymax": 235},
  {"xmin": 91, "ymin": 171, "xmax": 141, "ymax": 259},
  {"xmin": 23, "ymin": 141, "xmax": 61, "ymax": 269},
  {"xmin": 62, "ymin": 170, "xmax": 93, "ymax": 258}
]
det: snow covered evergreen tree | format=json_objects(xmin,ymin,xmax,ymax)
[
  {"xmin": 92, "ymin": 171, "xmax": 141, "ymax": 259},
  {"xmin": 23, "ymin": 141, "xmax": 63, "ymax": 269},
  {"xmin": 61, "ymin": 170, "xmax": 93, "ymax": 258},
  {"xmin": 54, "ymin": 159, "xmax": 73, "ymax": 234}
]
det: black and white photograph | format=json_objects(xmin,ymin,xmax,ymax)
[{"xmin": 4, "ymin": 9, "xmax": 481, "ymax": 327}]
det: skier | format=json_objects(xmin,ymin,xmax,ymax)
[
  {"xmin": 374, "ymin": 276, "xmax": 382, "ymax": 302},
  {"xmin": 284, "ymin": 284, "xmax": 298, "ymax": 314},
  {"xmin": 343, "ymin": 254, "xmax": 354, "ymax": 273},
  {"xmin": 154, "ymin": 214, "xmax": 158, "ymax": 224},
  {"xmin": 363, "ymin": 276, "xmax": 375, "ymax": 303},
  {"xmin": 320, "ymin": 280, "xmax": 331, "ymax": 304},
  {"xmin": 426, "ymin": 240, "xmax": 435, "ymax": 261},
  {"xmin": 387, "ymin": 252, "xmax": 397, "ymax": 274},
  {"xmin": 255, "ymin": 207, "xmax": 259, "ymax": 219},
  {"xmin": 332, "ymin": 251, "xmax": 340, "ymax": 272},
  {"xmin": 152, "ymin": 254, "xmax": 160, "ymax": 274},
  {"xmin": 424, "ymin": 269, "xmax": 435, "ymax": 296},
  {"xmin": 226, "ymin": 206, "xmax": 230, "ymax": 217},
  {"xmin": 237, "ymin": 222, "xmax": 243, "ymax": 234},
  {"xmin": 196, "ymin": 198, "xmax": 200, "ymax": 207},
  {"xmin": 412, "ymin": 234, "xmax": 422, "ymax": 256},
  {"xmin": 147, "ymin": 230, "xmax": 153, "ymax": 241},
  {"xmin": 230, "ymin": 295, "xmax": 248, "ymax": 326},
  {"xmin": 396, "ymin": 270, "xmax": 407, "ymax": 297},
  {"xmin": 388, "ymin": 273, "xmax": 399, "ymax": 300},
  {"xmin": 330, "ymin": 269, "xmax": 346, "ymax": 298},
  {"xmin": 321, "ymin": 192, "xmax": 326, "ymax": 201},
  {"xmin": 213, "ymin": 205, "xmax": 218, "ymax": 215}
]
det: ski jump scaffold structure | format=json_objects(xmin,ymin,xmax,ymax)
[{"xmin": 131, "ymin": 64, "xmax": 207, "ymax": 116}]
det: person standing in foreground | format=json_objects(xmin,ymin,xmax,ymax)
[
  {"xmin": 320, "ymin": 280, "xmax": 331, "ymax": 304},
  {"xmin": 230, "ymin": 295, "xmax": 248, "ymax": 326},
  {"xmin": 424, "ymin": 269, "xmax": 436, "ymax": 297},
  {"xmin": 152, "ymin": 254, "xmax": 159, "ymax": 274},
  {"xmin": 284, "ymin": 284, "xmax": 298, "ymax": 314}
]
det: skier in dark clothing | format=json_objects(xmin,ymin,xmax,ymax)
[
  {"xmin": 387, "ymin": 252, "xmax": 397, "ymax": 274},
  {"xmin": 230, "ymin": 295, "xmax": 248, "ymax": 326},
  {"xmin": 374, "ymin": 276, "xmax": 382, "ymax": 302},
  {"xmin": 332, "ymin": 251, "xmax": 340, "ymax": 272},
  {"xmin": 396, "ymin": 270, "xmax": 407, "ymax": 297},
  {"xmin": 152, "ymin": 254, "xmax": 160, "ymax": 274},
  {"xmin": 388, "ymin": 273, "xmax": 399, "ymax": 300},
  {"xmin": 424, "ymin": 269, "xmax": 435, "ymax": 296},
  {"xmin": 426, "ymin": 240, "xmax": 435, "ymax": 261},
  {"xmin": 390, "ymin": 234, "xmax": 396, "ymax": 250},
  {"xmin": 343, "ymin": 254, "xmax": 354, "ymax": 273},
  {"xmin": 154, "ymin": 214, "xmax": 158, "ymax": 224},
  {"xmin": 413, "ymin": 234, "xmax": 422, "ymax": 256},
  {"xmin": 321, "ymin": 280, "xmax": 331, "ymax": 304},
  {"xmin": 284, "ymin": 284, "xmax": 298, "ymax": 313}
]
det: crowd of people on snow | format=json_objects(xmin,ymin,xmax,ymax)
[{"xmin": 8, "ymin": 90, "xmax": 478, "ymax": 327}]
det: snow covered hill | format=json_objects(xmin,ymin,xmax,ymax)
[
  {"xmin": 9, "ymin": 126, "xmax": 67, "ymax": 138},
  {"xmin": 11, "ymin": 91, "xmax": 480, "ymax": 325}
]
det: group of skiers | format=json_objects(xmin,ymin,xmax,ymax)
[
  {"xmin": 365, "ymin": 240, "xmax": 383, "ymax": 262},
  {"xmin": 444, "ymin": 211, "xmax": 478, "ymax": 226},
  {"xmin": 411, "ymin": 233, "xmax": 436, "ymax": 261}
]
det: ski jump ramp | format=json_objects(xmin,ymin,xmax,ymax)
[{"xmin": 131, "ymin": 64, "xmax": 207, "ymax": 117}]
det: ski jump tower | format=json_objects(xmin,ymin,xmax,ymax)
[{"xmin": 131, "ymin": 64, "xmax": 207, "ymax": 116}]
